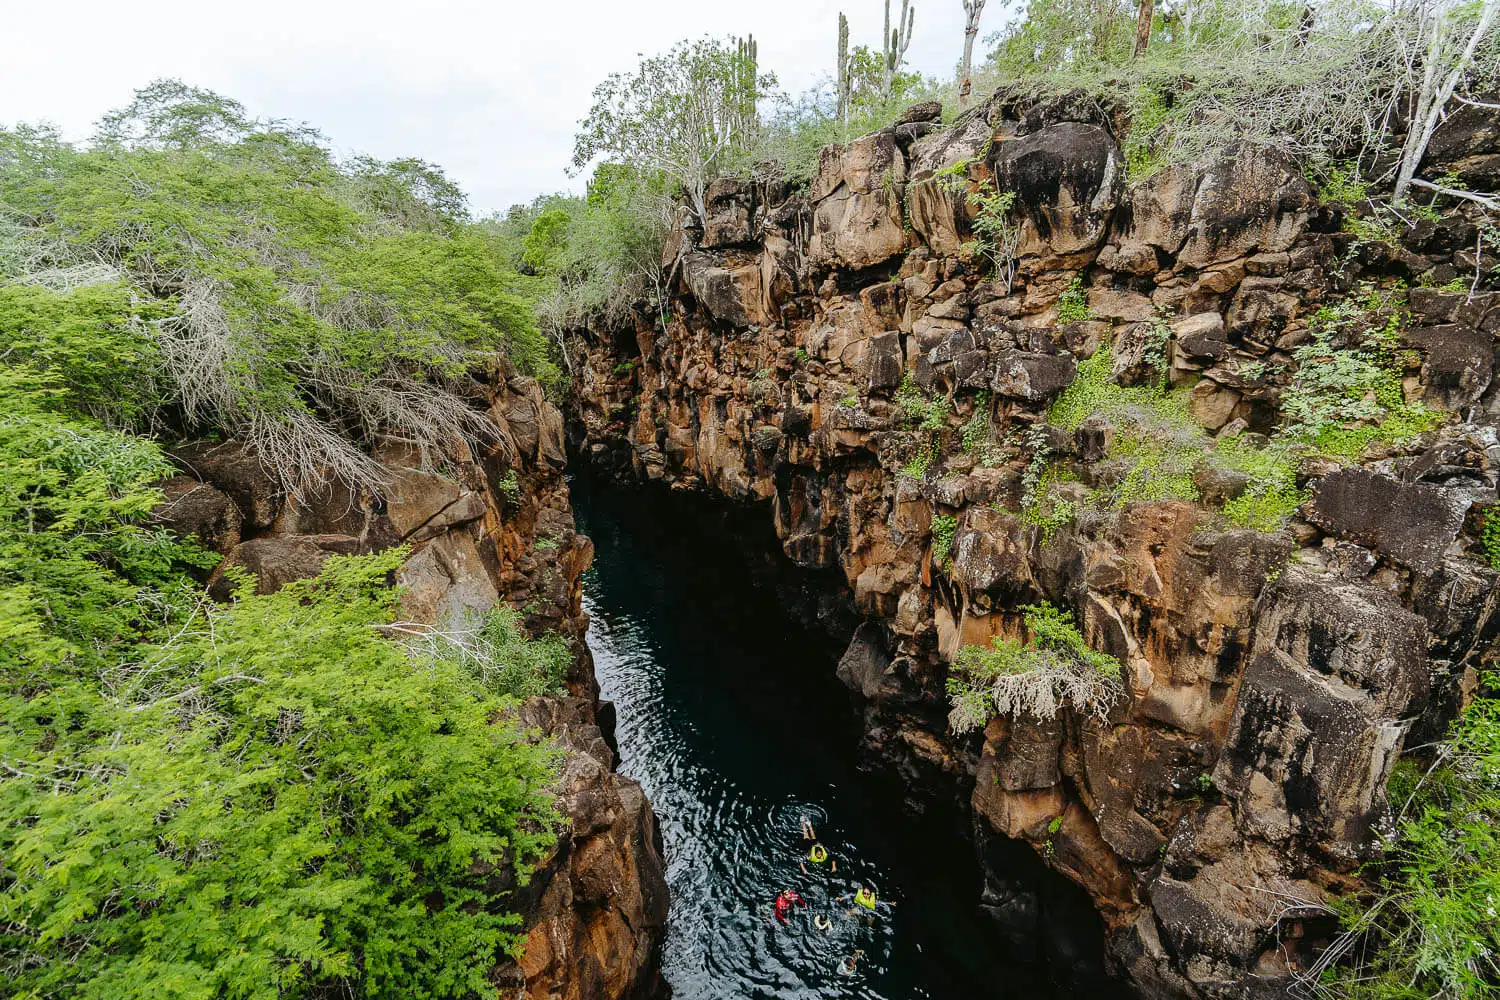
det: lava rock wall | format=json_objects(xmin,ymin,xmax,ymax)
[{"xmin": 565, "ymin": 88, "xmax": 1500, "ymax": 997}]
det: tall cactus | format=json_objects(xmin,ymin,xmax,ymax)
[
  {"xmin": 882, "ymin": 0, "xmax": 914, "ymax": 99},
  {"xmin": 733, "ymin": 34, "xmax": 759, "ymax": 146},
  {"xmin": 837, "ymin": 12, "xmax": 852, "ymax": 130}
]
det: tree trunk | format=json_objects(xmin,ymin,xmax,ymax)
[
  {"xmin": 1133, "ymin": 0, "xmax": 1155, "ymax": 58},
  {"xmin": 959, "ymin": 0, "xmax": 986, "ymax": 108}
]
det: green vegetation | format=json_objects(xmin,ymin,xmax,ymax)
[
  {"xmin": 0, "ymin": 364, "xmax": 566, "ymax": 998},
  {"xmin": 895, "ymin": 371, "xmax": 932, "ymax": 425},
  {"xmin": 900, "ymin": 438, "xmax": 936, "ymax": 481},
  {"xmin": 1312, "ymin": 678, "xmax": 1500, "ymax": 999},
  {"xmin": 1054, "ymin": 277, "xmax": 1093, "ymax": 323},
  {"xmin": 571, "ymin": 36, "xmax": 769, "ymax": 224},
  {"xmin": 1032, "ymin": 283, "xmax": 1442, "ymax": 538},
  {"xmin": 1281, "ymin": 290, "xmax": 1443, "ymax": 459},
  {"xmin": 0, "ymin": 84, "xmax": 581, "ymax": 1000},
  {"xmin": 961, "ymin": 391, "xmax": 1005, "ymax": 465},
  {"xmin": 1212, "ymin": 436, "xmax": 1309, "ymax": 533},
  {"xmin": 956, "ymin": 174, "xmax": 1021, "ymax": 293},
  {"xmin": 1482, "ymin": 508, "xmax": 1500, "ymax": 570},
  {"xmin": 930, "ymin": 512, "xmax": 958, "ymax": 570},
  {"xmin": 1020, "ymin": 465, "xmax": 1080, "ymax": 545},
  {"xmin": 1, "ymin": 82, "xmax": 552, "ymax": 496},
  {"xmin": 493, "ymin": 163, "xmax": 674, "ymax": 337},
  {"xmin": 982, "ymin": 0, "xmax": 1500, "ymax": 204},
  {"xmin": 947, "ymin": 601, "xmax": 1123, "ymax": 729}
]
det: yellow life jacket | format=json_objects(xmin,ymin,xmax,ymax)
[
  {"xmin": 855, "ymin": 887, "xmax": 876, "ymax": 910},
  {"xmin": 809, "ymin": 844, "xmax": 829, "ymax": 864}
]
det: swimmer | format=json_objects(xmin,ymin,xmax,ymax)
[
  {"xmin": 799, "ymin": 841, "xmax": 837, "ymax": 874},
  {"xmin": 800, "ymin": 816, "xmax": 817, "ymax": 841},
  {"xmin": 814, "ymin": 913, "xmax": 833, "ymax": 932},
  {"xmin": 836, "ymin": 949, "xmax": 865, "ymax": 977},
  {"xmin": 837, "ymin": 886, "xmax": 895, "ymax": 917},
  {"xmin": 771, "ymin": 888, "xmax": 807, "ymax": 924}
]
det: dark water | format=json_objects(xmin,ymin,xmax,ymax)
[{"xmin": 574, "ymin": 477, "xmax": 1113, "ymax": 1000}]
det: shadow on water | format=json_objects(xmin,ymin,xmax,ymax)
[{"xmin": 572, "ymin": 472, "xmax": 1122, "ymax": 1000}]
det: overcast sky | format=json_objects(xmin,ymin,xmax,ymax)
[{"xmin": 0, "ymin": 0, "xmax": 1017, "ymax": 216}]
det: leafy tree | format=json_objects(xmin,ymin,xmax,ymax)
[
  {"xmin": 571, "ymin": 36, "xmax": 774, "ymax": 223},
  {"xmin": 1, "ymin": 81, "xmax": 553, "ymax": 498}
]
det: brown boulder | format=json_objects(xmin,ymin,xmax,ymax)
[
  {"xmin": 152, "ymin": 476, "xmax": 242, "ymax": 555},
  {"xmin": 1113, "ymin": 145, "xmax": 1312, "ymax": 270}
]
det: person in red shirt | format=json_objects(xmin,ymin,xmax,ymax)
[{"xmin": 772, "ymin": 888, "xmax": 806, "ymax": 923}]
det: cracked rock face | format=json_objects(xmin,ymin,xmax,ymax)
[
  {"xmin": 154, "ymin": 370, "xmax": 668, "ymax": 1000},
  {"xmin": 564, "ymin": 88, "xmax": 1500, "ymax": 997}
]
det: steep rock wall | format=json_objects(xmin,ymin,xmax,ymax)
[
  {"xmin": 565, "ymin": 89, "xmax": 1500, "ymax": 998},
  {"xmin": 154, "ymin": 368, "xmax": 667, "ymax": 1000}
]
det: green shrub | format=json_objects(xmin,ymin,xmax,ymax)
[
  {"xmin": 895, "ymin": 371, "xmax": 929, "ymax": 425},
  {"xmin": 1481, "ymin": 507, "xmax": 1500, "ymax": 570},
  {"xmin": 2, "ymin": 82, "xmax": 552, "ymax": 495},
  {"xmin": 0, "ymin": 370, "xmax": 567, "ymax": 999},
  {"xmin": 1020, "ymin": 464, "xmax": 1080, "ymax": 544},
  {"xmin": 1282, "ymin": 292, "xmax": 1443, "ymax": 457},
  {"xmin": 1212, "ymin": 436, "xmax": 1309, "ymax": 532},
  {"xmin": 901, "ymin": 438, "xmax": 935, "ymax": 480},
  {"xmin": 947, "ymin": 601, "xmax": 1123, "ymax": 730}
]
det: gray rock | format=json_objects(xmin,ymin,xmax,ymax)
[
  {"xmin": 990, "ymin": 350, "xmax": 1078, "ymax": 401},
  {"xmin": 1305, "ymin": 467, "xmax": 1472, "ymax": 572}
]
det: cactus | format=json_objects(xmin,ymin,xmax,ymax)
[
  {"xmin": 837, "ymin": 13, "xmax": 852, "ymax": 129},
  {"xmin": 733, "ymin": 34, "xmax": 760, "ymax": 141},
  {"xmin": 882, "ymin": 0, "xmax": 914, "ymax": 98}
]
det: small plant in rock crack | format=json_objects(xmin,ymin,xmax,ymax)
[
  {"xmin": 1482, "ymin": 507, "xmax": 1500, "ymax": 570},
  {"xmin": 1144, "ymin": 314, "xmax": 1172, "ymax": 385},
  {"xmin": 930, "ymin": 513, "xmax": 958, "ymax": 571},
  {"xmin": 1055, "ymin": 277, "xmax": 1093, "ymax": 323},
  {"xmin": 794, "ymin": 347, "xmax": 810, "ymax": 365},
  {"xmin": 1280, "ymin": 290, "xmax": 1442, "ymax": 458},
  {"xmin": 497, "ymin": 469, "xmax": 521, "ymax": 503},
  {"xmin": 749, "ymin": 368, "xmax": 776, "ymax": 401},
  {"xmin": 946, "ymin": 601, "xmax": 1123, "ymax": 730},
  {"xmin": 961, "ymin": 391, "xmax": 1006, "ymax": 464},
  {"xmin": 839, "ymin": 393, "xmax": 860, "ymax": 409},
  {"xmin": 1043, "ymin": 814, "xmax": 1064, "ymax": 859},
  {"xmin": 919, "ymin": 395, "xmax": 951, "ymax": 432},
  {"xmin": 1019, "ymin": 423, "xmax": 1052, "ymax": 510},
  {"xmin": 900, "ymin": 438, "xmax": 935, "ymax": 480},
  {"xmin": 1236, "ymin": 360, "xmax": 1268, "ymax": 382},
  {"xmin": 895, "ymin": 372, "xmax": 928, "ymax": 425},
  {"xmin": 962, "ymin": 185, "xmax": 1021, "ymax": 294}
]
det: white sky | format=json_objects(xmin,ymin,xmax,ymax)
[{"xmin": 0, "ymin": 0, "xmax": 1016, "ymax": 216}]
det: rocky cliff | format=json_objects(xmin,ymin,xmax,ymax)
[
  {"xmin": 153, "ymin": 368, "xmax": 667, "ymax": 1000},
  {"xmin": 564, "ymin": 87, "xmax": 1500, "ymax": 997}
]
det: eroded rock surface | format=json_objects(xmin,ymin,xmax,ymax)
[{"xmin": 565, "ymin": 90, "xmax": 1500, "ymax": 997}]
